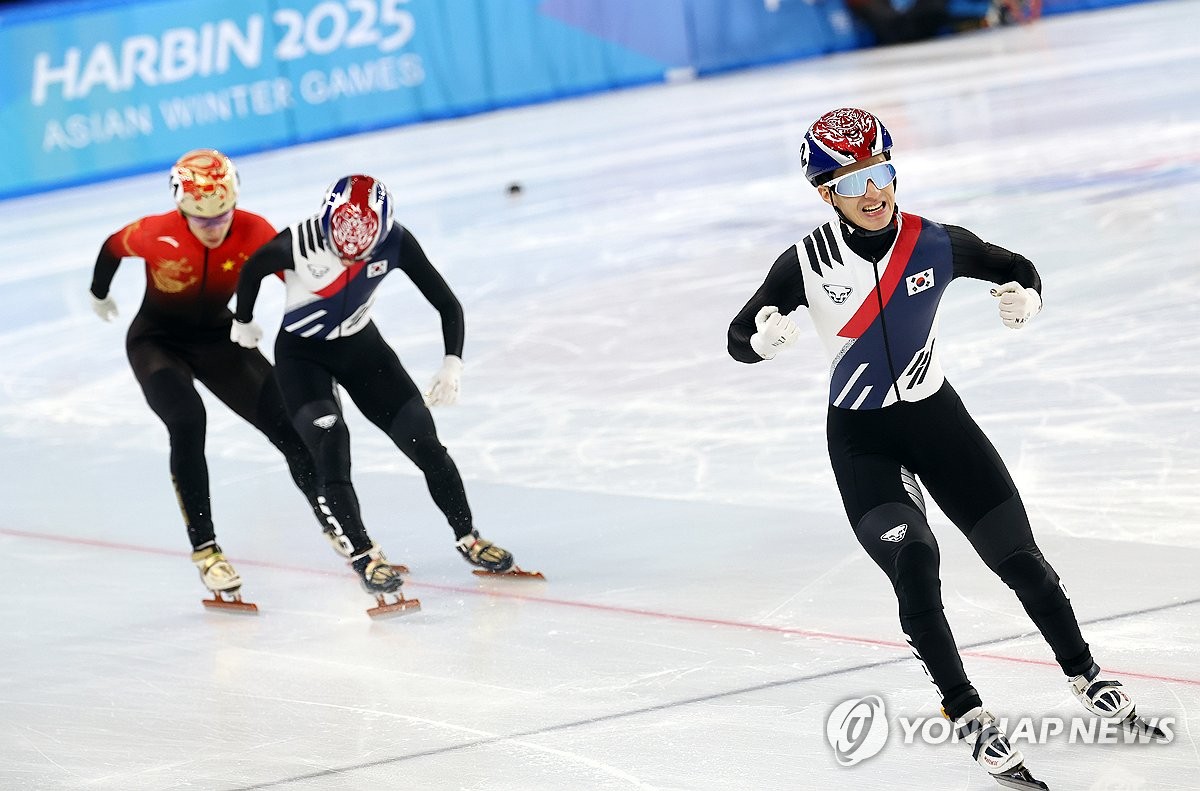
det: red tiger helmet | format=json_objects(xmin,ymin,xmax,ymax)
[{"xmin": 800, "ymin": 108, "xmax": 893, "ymax": 187}]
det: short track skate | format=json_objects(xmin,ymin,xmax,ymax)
[
  {"xmin": 471, "ymin": 565, "xmax": 545, "ymax": 580},
  {"xmin": 1118, "ymin": 711, "xmax": 1171, "ymax": 743},
  {"xmin": 366, "ymin": 592, "xmax": 421, "ymax": 618},
  {"xmin": 953, "ymin": 707, "xmax": 1049, "ymax": 791},
  {"xmin": 193, "ymin": 545, "xmax": 257, "ymax": 613},
  {"xmin": 1070, "ymin": 664, "xmax": 1171, "ymax": 743},
  {"xmin": 992, "ymin": 764, "xmax": 1049, "ymax": 791},
  {"xmin": 351, "ymin": 548, "xmax": 417, "ymax": 617},
  {"xmin": 201, "ymin": 589, "xmax": 259, "ymax": 614},
  {"xmin": 456, "ymin": 530, "xmax": 541, "ymax": 578}
]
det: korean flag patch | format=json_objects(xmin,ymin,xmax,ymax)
[
  {"xmin": 906, "ymin": 268, "xmax": 935, "ymax": 296},
  {"xmin": 367, "ymin": 260, "xmax": 388, "ymax": 278}
]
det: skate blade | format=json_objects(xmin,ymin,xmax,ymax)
[
  {"xmin": 472, "ymin": 566, "xmax": 545, "ymax": 580},
  {"xmin": 993, "ymin": 764, "xmax": 1049, "ymax": 791},
  {"xmin": 367, "ymin": 594, "xmax": 421, "ymax": 619},
  {"xmin": 201, "ymin": 591, "xmax": 259, "ymax": 614},
  {"xmin": 1122, "ymin": 712, "xmax": 1171, "ymax": 743}
]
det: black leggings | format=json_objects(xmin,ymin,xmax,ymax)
[
  {"xmin": 127, "ymin": 315, "xmax": 321, "ymax": 549},
  {"xmin": 827, "ymin": 382, "xmax": 1093, "ymax": 719},
  {"xmin": 273, "ymin": 322, "xmax": 472, "ymax": 556}
]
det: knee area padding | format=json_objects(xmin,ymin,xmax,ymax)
[
  {"xmin": 292, "ymin": 400, "xmax": 343, "ymax": 435},
  {"xmin": 896, "ymin": 542, "xmax": 940, "ymax": 582},
  {"xmin": 853, "ymin": 503, "xmax": 936, "ymax": 558},
  {"xmin": 853, "ymin": 503, "xmax": 940, "ymax": 599},
  {"xmin": 407, "ymin": 435, "xmax": 448, "ymax": 466},
  {"xmin": 386, "ymin": 397, "xmax": 446, "ymax": 462},
  {"xmin": 996, "ymin": 548, "xmax": 1060, "ymax": 592}
]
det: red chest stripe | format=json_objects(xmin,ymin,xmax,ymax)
[
  {"xmin": 315, "ymin": 260, "xmax": 365, "ymax": 298},
  {"xmin": 837, "ymin": 213, "xmax": 922, "ymax": 339}
]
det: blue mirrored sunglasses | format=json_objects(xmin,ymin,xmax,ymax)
[{"xmin": 826, "ymin": 162, "xmax": 896, "ymax": 197}]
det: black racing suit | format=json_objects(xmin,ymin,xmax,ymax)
[
  {"xmin": 90, "ymin": 209, "xmax": 322, "ymax": 550},
  {"xmin": 729, "ymin": 213, "xmax": 1093, "ymax": 719},
  {"xmin": 235, "ymin": 217, "xmax": 471, "ymax": 557}
]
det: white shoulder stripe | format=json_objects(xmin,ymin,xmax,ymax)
[{"xmin": 286, "ymin": 309, "xmax": 328, "ymax": 333}]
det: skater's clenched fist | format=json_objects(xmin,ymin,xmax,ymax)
[{"xmin": 750, "ymin": 306, "xmax": 800, "ymax": 360}]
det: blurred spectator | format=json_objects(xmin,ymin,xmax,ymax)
[{"xmin": 845, "ymin": 0, "xmax": 1038, "ymax": 46}]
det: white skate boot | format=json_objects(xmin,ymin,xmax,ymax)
[
  {"xmin": 192, "ymin": 543, "xmax": 257, "ymax": 613},
  {"xmin": 1070, "ymin": 663, "xmax": 1169, "ymax": 742},
  {"xmin": 954, "ymin": 707, "xmax": 1047, "ymax": 790}
]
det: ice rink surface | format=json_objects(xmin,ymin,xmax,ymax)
[{"xmin": 2, "ymin": 1, "xmax": 1199, "ymax": 788}]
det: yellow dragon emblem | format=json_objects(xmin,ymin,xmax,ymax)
[{"xmin": 151, "ymin": 258, "xmax": 198, "ymax": 293}]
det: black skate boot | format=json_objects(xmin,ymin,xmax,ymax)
[
  {"xmin": 350, "ymin": 546, "xmax": 404, "ymax": 594},
  {"xmin": 456, "ymin": 529, "xmax": 514, "ymax": 572},
  {"xmin": 456, "ymin": 530, "xmax": 544, "ymax": 579},
  {"xmin": 350, "ymin": 546, "xmax": 419, "ymax": 618}
]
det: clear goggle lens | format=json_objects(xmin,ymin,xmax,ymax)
[
  {"xmin": 827, "ymin": 162, "xmax": 896, "ymax": 198},
  {"xmin": 184, "ymin": 209, "xmax": 234, "ymax": 229}
]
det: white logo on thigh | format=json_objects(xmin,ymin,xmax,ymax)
[
  {"xmin": 827, "ymin": 695, "xmax": 889, "ymax": 766},
  {"xmin": 313, "ymin": 414, "xmax": 338, "ymax": 429},
  {"xmin": 880, "ymin": 524, "xmax": 908, "ymax": 542}
]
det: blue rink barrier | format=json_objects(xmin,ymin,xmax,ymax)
[
  {"xmin": 0, "ymin": 0, "xmax": 860, "ymax": 198},
  {"xmin": 0, "ymin": 0, "xmax": 1153, "ymax": 199}
]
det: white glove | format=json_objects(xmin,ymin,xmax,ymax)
[
  {"xmin": 424, "ymin": 355, "xmax": 463, "ymax": 406},
  {"xmin": 230, "ymin": 319, "xmax": 263, "ymax": 349},
  {"xmin": 749, "ymin": 306, "xmax": 800, "ymax": 360},
  {"xmin": 991, "ymin": 282, "xmax": 1041, "ymax": 329},
  {"xmin": 91, "ymin": 292, "xmax": 118, "ymax": 322}
]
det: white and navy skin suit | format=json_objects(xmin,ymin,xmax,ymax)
[
  {"xmin": 729, "ymin": 212, "xmax": 1096, "ymax": 722},
  {"xmin": 235, "ymin": 217, "xmax": 473, "ymax": 556}
]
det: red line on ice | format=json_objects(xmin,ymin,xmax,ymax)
[{"xmin": 4, "ymin": 526, "xmax": 1197, "ymax": 688}]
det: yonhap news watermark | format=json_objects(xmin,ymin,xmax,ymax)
[{"xmin": 825, "ymin": 695, "xmax": 1175, "ymax": 766}]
